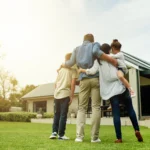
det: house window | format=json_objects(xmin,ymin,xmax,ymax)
[{"xmin": 33, "ymin": 101, "xmax": 47, "ymax": 112}]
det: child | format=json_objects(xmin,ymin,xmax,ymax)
[
  {"xmin": 79, "ymin": 41, "xmax": 135, "ymax": 98},
  {"xmin": 49, "ymin": 53, "xmax": 78, "ymax": 140},
  {"xmin": 110, "ymin": 39, "xmax": 135, "ymax": 97}
]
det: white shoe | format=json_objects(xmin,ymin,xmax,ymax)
[
  {"xmin": 49, "ymin": 132, "xmax": 57, "ymax": 139},
  {"xmin": 91, "ymin": 138, "xmax": 101, "ymax": 143},
  {"xmin": 75, "ymin": 137, "xmax": 83, "ymax": 142},
  {"xmin": 58, "ymin": 135, "xmax": 70, "ymax": 140}
]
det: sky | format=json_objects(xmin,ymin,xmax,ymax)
[{"xmin": 0, "ymin": 0, "xmax": 150, "ymax": 87}]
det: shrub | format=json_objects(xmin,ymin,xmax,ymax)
[
  {"xmin": 43, "ymin": 113, "xmax": 54, "ymax": 118},
  {"xmin": 0, "ymin": 112, "xmax": 36, "ymax": 122},
  {"xmin": 0, "ymin": 99, "xmax": 11, "ymax": 112}
]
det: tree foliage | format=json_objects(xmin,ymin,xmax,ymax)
[
  {"xmin": 0, "ymin": 67, "xmax": 37, "ymax": 112},
  {"xmin": 9, "ymin": 84, "xmax": 37, "ymax": 109},
  {"xmin": 0, "ymin": 98, "xmax": 11, "ymax": 112},
  {"xmin": 20, "ymin": 85, "xmax": 37, "ymax": 97},
  {"xmin": 0, "ymin": 68, "xmax": 18, "ymax": 100},
  {"xmin": 19, "ymin": 85, "xmax": 37, "ymax": 110}
]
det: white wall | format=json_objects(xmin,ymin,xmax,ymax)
[
  {"xmin": 129, "ymin": 68, "xmax": 139, "ymax": 118},
  {"xmin": 28, "ymin": 101, "xmax": 33, "ymax": 112},
  {"xmin": 47, "ymin": 98, "xmax": 54, "ymax": 113}
]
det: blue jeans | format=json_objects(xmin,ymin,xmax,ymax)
[
  {"xmin": 52, "ymin": 97, "xmax": 69, "ymax": 137},
  {"xmin": 110, "ymin": 89, "xmax": 139, "ymax": 139}
]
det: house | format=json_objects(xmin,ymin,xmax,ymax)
[
  {"xmin": 123, "ymin": 52, "xmax": 150, "ymax": 119},
  {"xmin": 21, "ymin": 83, "xmax": 80, "ymax": 116},
  {"xmin": 21, "ymin": 52, "xmax": 150, "ymax": 120}
]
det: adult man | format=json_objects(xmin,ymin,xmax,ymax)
[{"xmin": 64, "ymin": 34, "xmax": 117, "ymax": 142}]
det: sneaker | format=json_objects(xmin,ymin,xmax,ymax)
[
  {"xmin": 75, "ymin": 137, "xmax": 83, "ymax": 142},
  {"xmin": 49, "ymin": 132, "xmax": 57, "ymax": 139},
  {"xmin": 91, "ymin": 138, "xmax": 101, "ymax": 143},
  {"xmin": 58, "ymin": 135, "xmax": 70, "ymax": 140},
  {"xmin": 115, "ymin": 139, "xmax": 122, "ymax": 143},
  {"xmin": 135, "ymin": 131, "xmax": 143, "ymax": 142}
]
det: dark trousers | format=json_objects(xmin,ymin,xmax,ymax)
[
  {"xmin": 110, "ymin": 89, "xmax": 139, "ymax": 139},
  {"xmin": 52, "ymin": 97, "xmax": 69, "ymax": 137}
]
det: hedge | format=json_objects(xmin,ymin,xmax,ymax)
[
  {"xmin": 0, "ymin": 112, "xmax": 54, "ymax": 122},
  {"xmin": 0, "ymin": 112, "xmax": 36, "ymax": 122},
  {"xmin": 43, "ymin": 113, "xmax": 54, "ymax": 118}
]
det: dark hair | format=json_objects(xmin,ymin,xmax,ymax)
[
  {"xmin": 65, "ymin": 53, "xmax": 72, "ymax": 61},
  {"xmin": 100, "ymin": 43, "xmax": 111, "ymax": 54},
  {"xmin": 96, "ymin": 43, "xmax": 111, "ymax": 65},
  {"xmin": 111, "ymin": 39, "xmax": 122, "ymax": 50},
  {"xmin": 83, "ymin": 34, "xmax": 94, "ymax": 42}
]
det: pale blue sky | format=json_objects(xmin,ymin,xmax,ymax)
[{"xmin": 0, "ymin": 0, "xmax": 150, "ymax": 86}]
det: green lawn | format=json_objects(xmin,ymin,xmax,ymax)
[{"xmin": 0, "ymin": 122, "xmax": 150, "ymax": 150}]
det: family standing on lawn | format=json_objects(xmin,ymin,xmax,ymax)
[{"xmin": 49, "ymin": 34, "xmax": 143, "ymax": 143}]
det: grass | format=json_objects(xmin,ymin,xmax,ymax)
[{"xmin": 0, "ymin": 122, "xmax": 150, "ymax": 150}]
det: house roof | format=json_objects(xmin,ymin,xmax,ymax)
[
  {"xmin": 21, "ymin": 83, "xmax": 80, "ymax": 99},
  {"xmin": 123, "ymin": 51, "xmax": 150, "ymax": 71}
]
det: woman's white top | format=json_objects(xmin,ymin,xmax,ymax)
[{"xmin": 86, "ymin": 57, "xmax": 126, "ymax": 100}]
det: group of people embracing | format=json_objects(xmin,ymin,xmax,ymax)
[{"xmin": 49, "ymin": 33, "xmax": 143, "ymax": 143}]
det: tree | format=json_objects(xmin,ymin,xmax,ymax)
[
  {"xmin": 0, "ymin": 68, "xmax": 12, "ymax": 100},
  {"xmin": 0, "ymin": 65, "xmax": 37, "ymax": 109},
  {"xmin": 0, "ymin": 97, "xmax": 11, "ymax": 112},
  {"xmin": 20, "ymin": 85, "xmax": 37, "ymax": 110},
  {"xmin": 10, "ymin": 77, "xmax": 18, "ymax": 93},
  {"xmin": 8, "ymin": 84, "xmax": 36, "ymax": 108},
  {"xmin": 0, "ymin": 68, "xmax": 18, "ymax": 101},
  {"xmin": 9, "ymin": 93, "xmax": 22, "ymax": 106},
  {"xmin": 9, "ymin": 77, "xmax": 19, "ymax": 105},
  {"xmin": 20, "ymin": 85, "xmax": 37, "ymax": 96}
]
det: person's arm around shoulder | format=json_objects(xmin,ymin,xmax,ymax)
[
  {"xmin": 64, "ymin": 48, "xmax": 76, "ymax": 67},
  {"xmin": 92, "ymin": 42, "xmax": 103, "ymax": 58},
  {"xmin": 86, "ymin": 60, "xmax": 99, "ymax": 75},
  {"xmin": 100, "ymin": 53, "xmax": 118, "ymax": 67},
  {"xmin": 79, "ymin": 60, "xmax": 99, "ymax": 75},
  {"xmin": 92, "ymin": 42, "xmax": 118, "ymax": 67}
]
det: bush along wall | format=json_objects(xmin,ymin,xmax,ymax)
[
  {"xmin": 42, "ymin": 113, "xmax": 54, "ymax": 118},
  {"xmin": 0, "ymin": 112, "xmax": 37, "ymax": 122}
]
